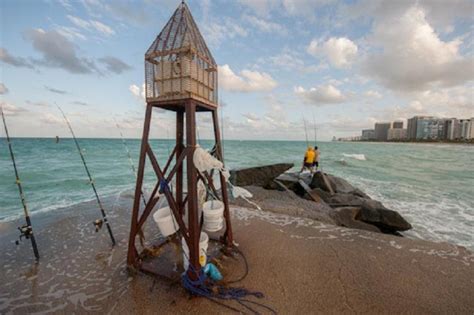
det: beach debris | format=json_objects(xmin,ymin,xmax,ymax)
[
  {"xmin": 57, "ymin": 105, "xmax": 116, "ymax": 246},
  {"xmin": 229, "ymin": 163, "xmax": 293, "ymax": 187},
  {"xmin": 204, "ymin": 263, "xmax": 223, "ymax": 281},
  {"xmin": 1, "ymin": 106, "xmax": 40, "ymax": 260}
]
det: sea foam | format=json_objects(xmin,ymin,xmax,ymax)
[{"xmin": 342, "ymin": 153, "xmax": 367, "ymax": 161}]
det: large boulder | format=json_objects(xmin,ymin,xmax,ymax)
[
  {"xmin": 358, "ymin": 199, "xmax": 412, "ymax": 232},
  {"xmin": 331, "ymin": 207, "xmax": 381, "ymax": 233},
  {"xmin": 309, "ymin": 172, "xmax": 332, "ymax": 191},
  {"xmin": 325, "ymin": 193, "xmax": 366, "ymax": 207},
  {"xmin": 230, "ymin": 163, "xmax": 293, "ymax": 187}
]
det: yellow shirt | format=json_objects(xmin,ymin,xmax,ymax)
[{"xmin": 305, "ymin": 149, "xmax": 315, "ymax": 163}]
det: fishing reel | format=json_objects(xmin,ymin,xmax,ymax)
[
  {"xmin": 93, "ymin": 219, "xmax": 103, "ymax": 232},
  {"xmin": 15, "ymin": 225, "xmax": 33, "ymax": 245}
]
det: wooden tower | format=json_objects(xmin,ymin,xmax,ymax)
[{"xmin": 127, "ymin": 1, "xmax": 233, "ymax": 277}]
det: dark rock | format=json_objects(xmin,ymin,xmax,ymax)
[
  {"xmin": 326, "ymin": 175, "xmax": 356, "ymax": 194},
  {"xmin": 326, "ymin": 193, "xmax": 366, "ymax": 207},
  {"xmin": 304, "ymin": 188, "xmax": 332, "ymax": 203},
  {"xmin": 352, "ymin": 188, "xmax": 371, "ymax": 199},
  {"xmin": 309, "ymin": 172, "xmax": 332, "ymax": 191},
  {"xmin": 358, "ymin": 199, "xmax": 412, "ymax": 232},
  {"xmin": 230, "ymin": 163, "xmax": 293, "ymax": 187},
  {"xmin": 331, "ymin": 207, "xmax": 381, "ymax": 233},
  {"xmin": 263, "ymin": 180, "xmax": 285, "ymax": 191}
]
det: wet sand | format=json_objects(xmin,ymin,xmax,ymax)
[{"xmin": 1, "ymin": 193, "xmax": 473, "ymax": 314}]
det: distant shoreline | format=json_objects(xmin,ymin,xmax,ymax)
[{"xmin": 338, "ymin": 139, "xmax": 474, "ymax": 145}]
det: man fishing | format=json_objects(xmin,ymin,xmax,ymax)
[
  {"xmin": 300, "ymin": 146, "xmax": 316, "ymax": 173},
  {"xmin": 313, "ymin": 146, "xmax": 320, "ymax": 171}
]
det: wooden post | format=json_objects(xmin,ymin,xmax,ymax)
[
  {"xmin": 186, "ymin": 101, "xmax": 201, "ymax": 275},
  {"xmin": 127, "ymin": 105, "xmax": 153, "ymax": 268},
  {"xmin": 176, "ymin": 110, "xmax": 184, "ymax": 215},
  {"xmin": 212, "ymin": 109, "xmax": 233, "ymax": 247}
]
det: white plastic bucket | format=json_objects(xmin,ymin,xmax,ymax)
[
  {"xmin": 203, "ymin": 200, "xmax": 224, "ymax": 232},
  {"xmin": 182, "ymin": 232, "xmax": 209, "ymax": 270},
  {"xmin": 152, "ymin": 206, "xmax": 178, "ymax": 237}
]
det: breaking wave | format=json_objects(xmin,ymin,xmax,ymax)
[{"xmin": 342, "ymin": 153, "xmax": 367, "ymax": 161}]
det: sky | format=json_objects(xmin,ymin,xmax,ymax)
[{"xmin": 0, "ymin": 0, "xmax": 473, "ymax": 140}]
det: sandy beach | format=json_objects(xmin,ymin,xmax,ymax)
[{"xmin": 1, "ymin": 192, "xmax": 473, "ymax": 314}]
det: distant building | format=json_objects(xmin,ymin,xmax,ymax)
[
  {"xmin": 445, "ymin": 118, "xmax": 461, "ymax": 140},
  {"xmin": 470, "ymin": 119, "xmax": 474, "ymax": 139},
  {"xmin": 407, "ymin": 116, "xmax": 421, "ymax": 140},
  {"xmin": 374, "ymin": 122, "xmax": 391, "ymax": 141},
  {"xmin": 361, "ymin": 129, "xmax": 375, "ymax": 140},
  {"xmin": 392, "ymin": 121, "xmax": 403, "ymax": 129},
  {"xmin": 416, "ymin": 117, "xmax": 446, "ymax": 140},
  {"xmin": 387, "ymin": 128, "xmax": 407, "ymax": 140},
  {"xmin": 460, "ymin": 119, "xmax": 472, "ymax": 139}
]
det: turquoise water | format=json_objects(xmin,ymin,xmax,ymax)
[{"xmin": 1, "ymin": 138, "xmax": 473, "ymax": 249}]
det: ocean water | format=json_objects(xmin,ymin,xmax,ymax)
[{"xmin": 1, "ymin": 138, "xmax": 473, "ymax": 249}]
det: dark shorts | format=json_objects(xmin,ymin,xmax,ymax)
[
  {"xmin": 304, "ymin": 162, "xmax": 313, "ymax": 168},
  {"xmin": 313, "ymin": 161, "xmax": 319, "ymax": 168}
]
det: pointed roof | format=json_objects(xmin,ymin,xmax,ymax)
[{"xmin": 145, "ymin": 2, "xmax": 216, "ymax": 66}]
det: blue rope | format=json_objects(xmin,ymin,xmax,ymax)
[{"xmin": 181, "ymin": 265, "xmax": 276, "ymax": 314}]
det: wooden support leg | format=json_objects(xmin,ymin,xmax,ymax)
[
  {"xmin": 212, "ymin": 109, "xmax": 233, "ymax": 247},
  {"xmin": 186, "ymin": 101, "xmax": 201, "ymax": 276},
  {"xmin": 127, "ymin": 105, "xmax": 153, "ymax": 268},
  {"xmin": 176, "ymin": 110, "xmax": 184, "ymax": 216}
]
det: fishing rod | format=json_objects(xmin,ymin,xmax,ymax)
[
  {"xmin": 1, "ymin": 106, "xmax": 40, "ymax": 260},
  {"xmin": 303, "ymin": 116, "xmax": 309, "ymax": 147},
  {"xmin": 312, "ymin": 112, "xmax": 317, "ymax": 145},
  {"xmin": 114, "ymin": 120, "xmax": 147, "ymax": 207},
  {"xmin": 57, "ymin": 105, "xmax": 116, "ymax": 246}
]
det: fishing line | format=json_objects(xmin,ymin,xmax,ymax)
[
  {"xmin": 312, "ymin": 112, "xmax": 317, "ymax": 145},
  {"xmin": 56, "ymin": 104, "xmax": 116, "ymax": 246},
  {"xmin": 115, "ymin": 119, "xmax": 147, "ymax": 208},
  {"xmin": 303, "ymin": 116, "xmax": 309, "ymax": 147},
  {"xmin": 1, "ymin": 106, "xmax": 40, "ymax": 260}
]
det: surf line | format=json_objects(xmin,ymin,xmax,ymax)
[
  {"xmin": 57, "ymin": 105, "xmax": 116, "ymax": 246},
  {"xmin": 1, "ymin": 106, "xmax": 40, "ymax": 260}
]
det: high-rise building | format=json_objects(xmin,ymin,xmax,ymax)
[
  {"xmin": 361, "ymin": 129, "xmax": 375, "ymax": 140},
  {"xmin": 387, "ymin": 128, "xmax": 407, "ymax": 140},
  {"xmin": 374, "ymin": 122, "xmax": 391, "ymax": 141},
  {"xmin": 407, "ymin": 116, "xmax": 421, "ymax": 140},
  {"xmin": 460, "ymin": 119, "xmax": 472, "ymax": 139},
  {"xmin": 392, "ymin": 121, "xmax": 403, "ymax": 129},
  {"xmin": 445, "ymin": 118, "xmax": 461, "ymax": 140},
  {"xmin": 469, "ymin": 118, "xmax": 474, "ymax": 139},
  {"xmin": 416, "ymin": 117, "xmax": 446, "ymax": 140}
]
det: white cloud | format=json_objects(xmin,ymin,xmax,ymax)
[
  {"xmin": 267, "ymin": 49, "xmax": 325, "ymax": 73},
  {"xmin": 40, "ymin": 113, "xmax": 63, "ymax": 125},
  {"xmin": 55, "ymin": 26, "xmax": 87, "ymax": 41},
  {"xmin": 295, "ymin": 84, "xmax": 347, "ymax": 105},
  {"xmin": 237, "ymin": 0, "xmax": 279, "ymax": 16},
  {"xmin": 284, "ymin": 0, "xmax": 333, "ymax": 15},
  {"xmin": 364, "ymin": 6, "xmax": 473, "ymax": 91},
  {"xmin": 242, "ymin": 14, "xmax": 287, "ymax": 35},
  {"xmin": 0, "ymin": 83, "xmax": 8, "ymax": 94},
  {"xmin": 90, "ymin": 21, "xmax": 115, "ymax": 36},
  {"xmin": 365, "ymin": 90, "xmax": 382, "ymax": 99},
  {"xmin": 129, "ymin": 83, "xmax": 146, "ymax": 102},
  {"xmin": 307, "ymin": 37, "xmax": 358, "ymax": 68},
  {"xmin": 202, "ymin": 18, "xmax": 248, "ymax": 47},
  {"xmin": 67, "ymin": 15, "xmax": 115, "ymax": 36},
  {"xmin": 219, "ymin": 64, "xmax": 277, "ymax": 92},
  {"xmin": 0, "ymin": 102, "xmax": 27, "ymax": 116}
]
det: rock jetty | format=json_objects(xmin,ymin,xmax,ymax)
[{"xmin": 230, "ymin": 163, "xmax": 412, "ymax": 235}]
